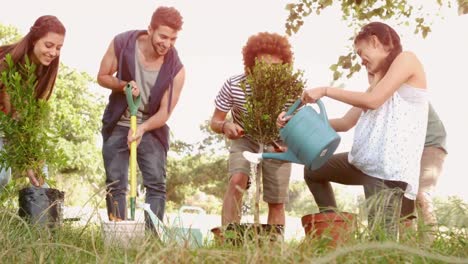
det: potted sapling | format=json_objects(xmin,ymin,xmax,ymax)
[
  {"xmin": 221, "ymin": 59, "xmax": 306, "ymax": 245},
  {"xmin": 0, "ymin": 55, "xmax": 65, "ymax": 227}
]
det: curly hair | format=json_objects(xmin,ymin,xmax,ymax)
[
  {"xmin": 150, "ymin": 6, "xmax": 183, "ymax": 31},
  {"xmin": 242, "ymin": 32, "xmax": 293, "ymax": 73}
]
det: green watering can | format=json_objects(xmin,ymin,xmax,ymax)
[{"xmin": 243, "ymin": 99, "xmax": 340, "ymax": 171}]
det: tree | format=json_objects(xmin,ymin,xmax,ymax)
[
  {"xmin": 284, "ymin": 0, "xmax": 458, "ymax": 81},
  {"xmin": 49, "ymin": 64, "xmax": 105, "ymax": 177},
  {"xmin": 459, "ymin": 0, "xmax": 468, "ymax": 14},
  {"xmin": 0, "ymin": 24, "xmax": 21, "ymax": 46},
  {"xmin": 166, "ymin": 121, "xmax": 228, "ymax": 214}
]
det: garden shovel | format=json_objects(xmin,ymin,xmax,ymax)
[{"xmin": 125, "ymin": 83, "xmax": 141, "ymax": 220}]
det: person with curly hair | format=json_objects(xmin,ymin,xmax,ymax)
[
  {"xmin": 97, "ymin": 6, "xmax": 185, "ymax": 228},
  {"xmin": 0, "ymin": 15, "xmax": 66, "ymax": 188},
  {"xmin": 210, "ymin": 32, "xmax": 294, "ymax": 230}
]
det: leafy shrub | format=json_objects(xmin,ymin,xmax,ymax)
[
  {"xmin": 0, "ymin": 54, "xmax": 65, "ymax": 186},
  {"xmin": 241, "ymin": 60, "xmax": 306, "ymax": 144}
]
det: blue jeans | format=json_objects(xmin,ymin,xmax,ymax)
[{"xmin": 103, "ymin": 125, "xmax": 167, "ymax": 227}]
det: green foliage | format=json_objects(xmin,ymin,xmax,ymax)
[
  {"xmin": 49, "ymin": 64, "xmax": 105, "ymax": 176},
  {"xmin": 241, "ymin": 60, "xmax": 306, "ymax": 144},
  {"xmin": 459, "ymin": 0, "xmax": 468, "ymax": 14},
  {"xmin": 167, "ymin": 152, "xmax": 227, "ymax": 212},
  {"xmin": 0, "ymin": 54, "xmax": 65, "ymax": 184},
  {"xmin": 284, "ymin": 0, "xmax": 451, "ymax": 81},
  {"xmin": 0, "ymin": 24, "xmax": 21, "ymax": 46},
  {"xmin": 434, "ymin": 196, "xmax": 467, "ymax": 228},
  {"xmin": 0, "ymin": 206, "xmax": 467, "ymax": 263},
  {"xmin": 166, "ymin": 121, "xmax": 228, "ymax": 213}
]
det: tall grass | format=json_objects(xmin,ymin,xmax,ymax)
[{"xmin": 0, "ymin": 204, "xmax": 466, "ymax": 264}]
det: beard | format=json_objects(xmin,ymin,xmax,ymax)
[{"xmin": 150, "ymin": 38, "xmax": 169, "ymax": 56}]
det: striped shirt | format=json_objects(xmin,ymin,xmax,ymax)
[
  {"xmin": 214, "ymin": 74, "xmax": 250, "ymax": 129},
  {"xmin": 214, "ymin": 73, "xmax": 296, "ymax": 131}
]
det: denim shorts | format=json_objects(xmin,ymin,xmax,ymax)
[{"xmin": 228, "ymin": 137, "xmax": 291, "ymax": 203}]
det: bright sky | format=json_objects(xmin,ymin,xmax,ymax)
[{"xmin": 2, "ymin": 0, "xmax": 467, "ymax": 200}]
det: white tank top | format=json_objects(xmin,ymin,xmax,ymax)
[{"xmin": 349, "ymin": 84, "xmax": 428, "ymax": 199}]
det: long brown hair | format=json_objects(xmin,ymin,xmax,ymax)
[
  {"xmin": 0, "ymin": 15, "xmax": 66, "ymax": 100},
  {"xmin": 354, "ymin": 22, "xmax": 402, "ymax": 74}
]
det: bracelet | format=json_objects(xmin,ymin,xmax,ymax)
[{"xmin": 221, "ymin": 121, "xmax": 227, "ymax": 134}]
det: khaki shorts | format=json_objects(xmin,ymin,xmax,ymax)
[{"xmin": 229, "ymin": 137, "xmax": 291, "ymax": 203}]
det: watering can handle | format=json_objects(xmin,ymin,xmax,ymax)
[
  {"xmin": 285, "ymin": 98, "xmax": 303, "ymax": 116},
  {"xmin": 285, "ymin": 98, "xmax": 328, "ymax": 123},
  {"xmin": 125, "ymin": 83, "xmax": 141, "ymax": 116},
  {"xmin": 316, "ymin": 99, "xmax": 329, "ymax": 123}
]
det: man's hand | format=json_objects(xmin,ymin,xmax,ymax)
[
  {"xmin": 127, "ymin": 125, "xmax": 146, "ymax": 148},
  {"xmin": 126, "ymin": 80, "xmax": 140, "ymax": 97},
  {"xmin": 276, "ymin": 111, "xmax": 292, "ymax": 128},
  {"xmin": 222, "ymin": 122, "xmax": 244, "ymax": 140}
]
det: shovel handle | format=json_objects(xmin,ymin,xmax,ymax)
[
  {"xmin": 125, "ymin": 83, "xmax": 141, "ymax": 116},
  {"xmin": 129, "ymin": 115, "xmax": 137, "ymax": 220},
  {"xmin": 125, "ymin": 82, "xmax": 140, "ymax": 221}
]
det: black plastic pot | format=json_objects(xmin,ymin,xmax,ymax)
[{"xmin": 18, "ymin": 187, "xmax": 65, "ymax": 228}]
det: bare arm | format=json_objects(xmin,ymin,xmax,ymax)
[
  {"xmin": 329, "ymin": 107, "xmax": 362, "ymax": 132},
  {"xmin": 210, "ymin": 108, "xmax": 228, "ymax": 134},
  {"xmin": 97, "ymin": 40, "xmax": 127, "ymax": 92},
  {"xmin": 210, "ymin": 108, "xmax": 244, "ymax": 139},
  {"xmin": 304, "ymin": 52, "xmax": 425, "ymax": 110}
]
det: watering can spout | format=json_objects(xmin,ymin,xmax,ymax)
[
  {"xmin": 138, "ymin": 203, "xmax": 166, "ymax": 238},
  {"xmin": 242, "ymin": 150, "xmax": 303, "ymax": 165},
  {"xmin": 262, "ymin": 150, "xmax": 303, "ymax": 164}
]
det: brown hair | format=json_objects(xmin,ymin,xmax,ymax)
[
  {"xmin": 242, "ymin": 32, "xmax": 293, "ymax": 73},
  {"xmin": 0, "ymin": 15, "xmax": 66, "ymax": 100},
  {"xmin": 354, "ymin": 22, "xmax": 402, "ymax": 73},
  {"xmin": 150, "ymin": 6, "xmax": 183, "ymax": 31}
]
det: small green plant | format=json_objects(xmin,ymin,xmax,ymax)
[
  {"xmin": 0, "ymin": 54, "xmax": 64, "ymax": 187},
  {"xmin": 241, "ymin": 59, "xmax": 306, "ymax": 224},
  {"xmin": 241, "ymin": 60, "xmax": 306, "ymax": 145}
]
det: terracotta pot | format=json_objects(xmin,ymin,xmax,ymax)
[
  {"xmin": 211, "ymin": 223, "xmax": 283, "ymax": 246},
  {"xmin": 301, "ymin": 212, "xmax": 356, "ymax": 247}
]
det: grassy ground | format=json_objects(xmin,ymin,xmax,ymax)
[{"xmin": 0, "ymin": 207, "xmax": 466, "ymax": 264}]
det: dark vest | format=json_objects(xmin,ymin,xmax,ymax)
[{"xmin": 101, "ymin": 30, "xmax": 183, "ymax": 152}]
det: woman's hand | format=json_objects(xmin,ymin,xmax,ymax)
[
  {"xmin": 301, "ymin": 87, "xmax": 327, "ymax": 104},
  {"xmin": 222, "ymin": 122, "xmax": 244, "ymax": 140},
  {"xmin": 26, "ymin": 169, "xmax": 40, "ymax": 187},
  {"xmin": 276, "ymin": 111, "xmax": 292, "ymax": 128}
]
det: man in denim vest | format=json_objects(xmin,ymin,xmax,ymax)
[{"xmin": 97, "ymin": 6, "xmax": 185, "ymax": 229}]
